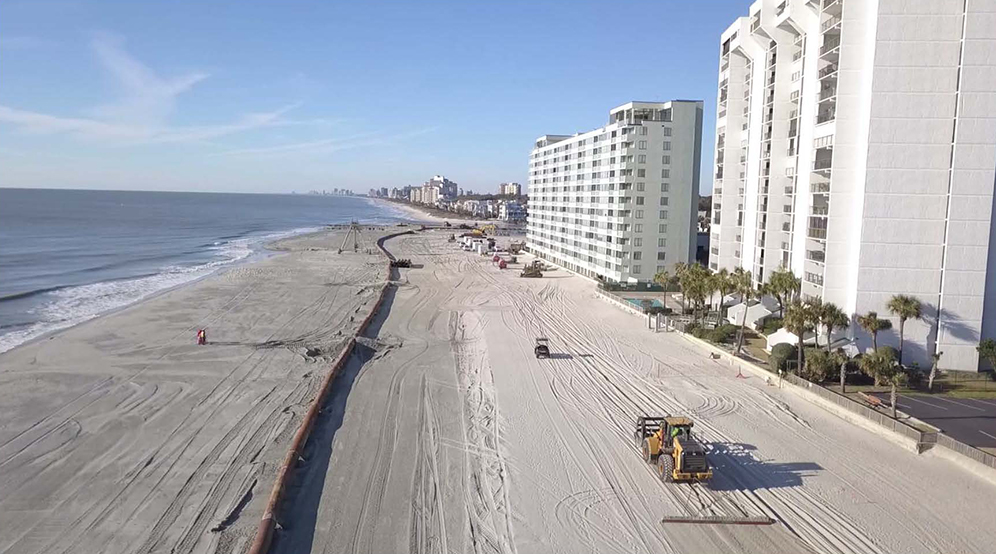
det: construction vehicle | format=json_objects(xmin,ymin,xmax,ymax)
[
  {"xmin": 534, "ymin": 338, "xmax": 550, "ymax": 359},
  {"xmin": 390, "ymin": 258, "xmax": 412, "ymax": 268},
  {"xmin": 520, "ymin": 259, "xmax": 543, "ymax": 278},
  {"xmin": 508, "ymin": 241, "xmax": 525, "ymax": 254},
  {"xmin": 520, "ymin": 265, "xmax": 543, "ymax": 278},
  {"xmin": 634, "ymin": 416, "xmax": 712, "ymax": 483},
  {"xmin": 448, "ymin": 234, "xmax": 456, "ymax": 242}
]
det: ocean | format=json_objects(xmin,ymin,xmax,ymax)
[{"xmin": 0, "ymin": 188, "xmax": 410, "ymax": 353}]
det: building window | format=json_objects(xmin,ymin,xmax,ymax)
[
  {"xmin": 662, "ymin": 155, "xmax": 670, "ymax": 164},
  {"xmin": 641, "ymin": 127, "xmax": 648, "ymax": 136},
  {"xmin": 658, "ymin": 238, "xmax": 666, "ymax": 247},
  {"xmin": 635, "ymin": 210, "xmax": 644, "ymax": 219},
  {"xmin": 633, "ymin": 251, "xmax": 642, "ymax": 260},
  {"xmin": 663, "ymin": 141, "xmax": 671, "ymax": 151},
  {"xmin": 635, "ymin": 224, "xmax": 643, "ymax": 232},
  {"xmin": 660, "ymin": 197, "xmax": 669, "ymax": 206},
  {"xmin": 636, "ymin": 196, "xmax": 645, "ymax": 205},
  {"xmin": 661, "ymin": 169, "xmax": 670, "ymax": 178},
  {"xmin": 632, "ymin": 265, "xmax": 642, "ymax": 275},
  {"xmin": 638, "ymin": 154, "xmax": 646, "ymax": 163},
  {"xmin": 659, "ymin": 210, "xmax": 668, "ymax": 219},
  {"xmin": 636, "ymin": 182, "xmax": 645, "ymax": 191},
  {"xmin": 663, "ymin": 127, "xmax": 672, "ymax": 137},
  {"xmin": 634, "ymin": 238, "xmax": 643, "ymax": 246},
  {"xmin": 661, "ymin": 183, "xmax": 669, "ymax": 192},
  {"xmin": 639, "ymin": 141, "xmax": 647, "ymax": 150},
  {"xmin": 659, "ymin": 224, "xmax": 668, "ymax": 233},
  {"xmin": 657, "ymin": 265, "xmax": 666, "ymax": 272},
  {"xmin": 637, "ymin": 169, "xmax": 646, "ymax": 177}
]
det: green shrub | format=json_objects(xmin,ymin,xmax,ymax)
[
  {"xmin": 769, "ymin": 343, "xmax": 797, "ymax": 373},
  {"xmin": 801, "ymin": 348, "xmax": 834, "ymax": 382},
  {"xmin": 762, "ymin": 317, "xmax": 784, "ymax": 335},
  {"xmin": 707, "ymin": 323, "xmax": 738, "ymax": 344}
]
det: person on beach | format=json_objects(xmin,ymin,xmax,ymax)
[{"xmin": 197, "ymin": 329, "xmax": 207, "ymax": 345}]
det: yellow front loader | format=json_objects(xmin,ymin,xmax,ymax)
[{"xmin": 635, "ymin": 416, "xmax": 713, "ymax": 482}]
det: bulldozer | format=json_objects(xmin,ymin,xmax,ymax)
[
  {"xmin": 634, "ymin": 416, "xmax": 712, "ymax": 483},
  {"xmin": 520, "ymin": 259, "xmax": 543, "ymax": 278}
]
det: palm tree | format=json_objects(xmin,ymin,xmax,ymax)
[
  {"xmin": 927, "ymin": 350, "xmax": 943, "ymax": 392},
  {"xmin": 819, "ymin": 303, "xmax": 849, "ymax": 353},
  {"xmin": 783, "ymin": 300, "xmax": 813, "ymax": 373},
  {"xmin": 715, "ymin": 268, "xmax": 734, "ymax": 324},
  {"xmin": 837, "ymin": 348, "xmax": 849, "ymax": 393},
  {"xmin": 861, "ymin": 347, "xmax": 904, "ymax": 418},
  {"xmin": 653, "ymin": 269, "xmax": 670, "ymax": 290},
  {"xmin": 684, "ymin": 264, "xmax": 712, "ymax": 324},
  {"xmin": 805, "ymin": 297, "xmax": 824, "ymax": 348},
  {"xmin": 673, "ymin": 262, "xmax": 689, "ymax": 315},
  {"xmin": 731, "ymin": 267, "xmax": 757, "ymax": 355},
  {"xmin": 766, "ymin": 266, "xmax": 801, "ymax": 318},
  {"xmin": 857, "ymin": 311, "xmax": 892, "ymax": 351},
  {"xmin": 887, "ymin": 294, "xmax": 922, "ymax": 366}
]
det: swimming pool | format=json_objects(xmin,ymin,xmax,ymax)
[{"xmin": 625, "ymin": 298, "xmax": 664, "ymax": 310}]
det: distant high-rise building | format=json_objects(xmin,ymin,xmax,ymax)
[
  {"xmin": 712, "ymin": 0, "xmax": 996, "ymax": 371},
  {"xmin": 425, "ymin": 175, "xmax": 459, "ymax": 199},
  {"xmin": 527, "ymin": 100, "xmax": 703, "ymax": 284},
  {"xmin": 498, "ymin": 182, "xmax": 522, "ymax": 196}
]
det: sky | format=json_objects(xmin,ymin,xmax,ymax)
[{"xmin": 0, "ymin": 0, "xmax": 747, "ymax": 195}]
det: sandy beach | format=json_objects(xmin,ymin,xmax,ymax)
[
  {"xmin": 0, "ymin": 226, "xmax": 394, "ymax": 554},
  {"xmin": 2, "ymin": 227, "xmax": 994, "ymax": 554},
  {"xmin": 277, "ymin": 230, "xmax": 994, "ymax": 554}
]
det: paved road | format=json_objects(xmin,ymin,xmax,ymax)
[{"xmin": 876, "ymin": 393, "xmax": 996, "ymax": 448}]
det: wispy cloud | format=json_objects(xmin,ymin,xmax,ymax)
[
  {"xmin": 0, "ymin": 33, "xmax": 318, "ymax": 145},
  {"xmin": 86, "ymin": 32, "xmax": 208, "ymax": 127},
  {"xmin": 215, "ymin": 127, "xmax": 438, "ymax": 158}
]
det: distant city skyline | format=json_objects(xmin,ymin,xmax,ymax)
[{"xmin": 0, "ymin": 1, "xmax": 746, "ymax": 194}]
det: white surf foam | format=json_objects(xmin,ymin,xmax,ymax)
[{"xmin": 0, "ymin": 226, "xmax": 320, "ymax": 354}]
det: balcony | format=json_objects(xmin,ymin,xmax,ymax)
[
  {"xmin": 805, "ymin": 271, "xmax": 825, "ymax": 286},
  {"xmin": 819, "ymin": 84, "xmax": 837, "ymax": 102},
  {"xmin": 807, "ymin": 249, "xmax": 826, "ymax": 263},
  {"xmin": 808, "ymin": 227, "xmax": 828, "ymax": 240},
  {"xmin": 782, "ymin": 222, "xmax": 792, "ymax": 232},
  {"xmin": 776, "ymin": 1, "xmax": 787, "ymax": 15},
  {"xmin": 751, "ymin": 15, "xmax": 761, "ymax": 32},
  {"xmin": 821, "ymin": 15, "xmax": 842, "ymax": 33},
  {"xmin": 816, "ymin": 107, "xmax": 836, "ymax": 124},
  {"xmin": 811, "ymin": 205, "xmax": 829, "ymax": 216},
  {"xmin": 820, "ymin": 37, "xmax": 841, "ymax": 57},
  {"xmin": 812, "ymin": 181, "xmax": 831, "ymax": 193},
  {"xmin": 812, "ymin": 158, "xmax": 833, "ymax": 172},
  {"xmin": 819, "ymin": 64, "xmax": 839, "ymax": 79}
]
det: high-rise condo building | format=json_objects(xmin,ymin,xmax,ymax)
[
  {"xmin": 711, "ymin": 0, "xmax": 996, "ymax": 371},
  {"xmin": 527, "ymin": 100, "xmax": 703, "ymax": 284}
]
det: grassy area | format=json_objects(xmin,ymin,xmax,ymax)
[
  {"xmin": 822, "ymin": 374, "xmax": 996, "ymax": 400},
  {"xmin": 908, "ymin": 374, "xmax": 996, "ymax": 399},
  {"xmin": 743, "ymin": 334, "xmax": 769, "ymax": 363}
]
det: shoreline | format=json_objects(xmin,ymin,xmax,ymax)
[
  {"xmin": 0, "ymin": 217, "xmax": 401, "ymax": 358},
  {"xmin": 371, "ymin": 197, "xmax": 493, "ymax": 227}
]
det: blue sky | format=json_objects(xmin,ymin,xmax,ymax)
[{"xmin": 0, "ymin": 1, "xmax": 746, "ymax": 194}]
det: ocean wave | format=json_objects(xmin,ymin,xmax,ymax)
[{"xmin": 0, "ymin": 226, "xmax": 320, "ymax": 354}]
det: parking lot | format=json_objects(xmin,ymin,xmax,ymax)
[{"xmin": 875, "ymin": 393, "xmax": 996, "ymax": 448}]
